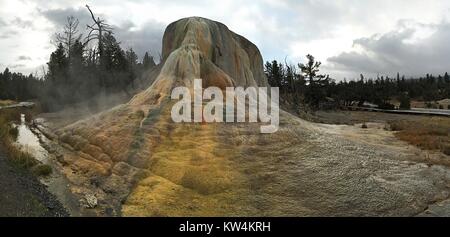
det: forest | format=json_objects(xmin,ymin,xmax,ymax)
[
  {"xmin": 0, "ymin": 6, "xmax": 156, "ymax": 111},
  {"xmin": 264, "ymin": 55, "xmax": 450, "ymax": 110}
]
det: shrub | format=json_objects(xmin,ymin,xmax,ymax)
[
  {"xmin": 361, "ymin": 123, "xmax": 368, "ymax": 129},
  {"xmin": 10, "ymin": 150, "xmax": 38, "ymax": 168},
  {"xmin": 32, "ymin": 164, "xmax": 52, "ymax": 176},
  {"xmin": 8, "ymin": 126, "xmax": 18, "ymax": 140},
  {"xmin": 379, "ymin": 102, "xmax": 395, "ymax": 110},
  {"xmin": 389, "ymin": 121, "xmax": 404, "ymax": 131}
]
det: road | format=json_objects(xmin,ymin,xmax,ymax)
[
  {"xmin": 348, "ymin": 106, "xmax": 450, "ymax": 116},
  {"xmin": 0, "ymin": 102, "xmax": 35, "ymax": 110}
]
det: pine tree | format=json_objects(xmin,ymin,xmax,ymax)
[
  {"xmin": 399, "ymin": 92, "xmax": 411, "ymax": 110},
  {"xmin": 125, "ymin": 48, "xmax": 138, "ymax": 67},
  {"xmin": 0, "ymin": 68, "xmax": 10, "ymax": 99},
  {"xmin": 69, "ymin": 40, "xmax": 84, "ymax": 71},
  {"xmin": 264, "ymin": 60, "xmax": 284, "ymax": 89},
  {"xmin": 298, "ymin": 54, "xmax": 329, "ymax": 108},
  {"xmin": 101, "ymin": 33, "xmax": 134, "ymax": 93},
  {"xmin": 47, "ymin": 43, "xmax": 68, "ymax": 85},
  {"xmin": 142, "ymin": 52, "xmax": 155, "ymax": 69}
]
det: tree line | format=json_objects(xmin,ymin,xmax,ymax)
[
  {"xmin": 265, "ymin": 55, "xmax": 450, "ymax": 110},
  {"xmin": 0, "ymin": 5, "xmax": 156, "ymax": 111},
  {"xmin": 0, "ymin": 68, "xmax": 43, "ymax": 101}
]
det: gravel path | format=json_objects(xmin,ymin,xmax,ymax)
[{"xmin": 0, "ymin": 150, "xmax": 68, "ymax": 217}]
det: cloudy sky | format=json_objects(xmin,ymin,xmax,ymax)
[{"xmin": 1, "ymin": 0, "xmax": 450, "ymax": 80}]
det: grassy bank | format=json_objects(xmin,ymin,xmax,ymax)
[
  {"xmin": 0, "ymin": 108, "xmax": 52, "ymax": 175},
  {"xmin": 0, "ymin": 100, "xmax": 16, "ymax": 107}
]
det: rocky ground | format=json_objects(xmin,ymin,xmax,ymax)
[
  {"xmin": 34, "ymin": 107, "xmax": 450, "ymax": 216},
  {"xmin": 0, "ymin": 150, "xmax": 68, "ymax": 217}
]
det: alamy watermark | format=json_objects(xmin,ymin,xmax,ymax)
[{"xmin": 170, "ymin": 79, "xmax": 279, "ymax": 133}]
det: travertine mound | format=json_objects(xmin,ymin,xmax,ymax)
[
  {"xmin": 129, "ymin": 17, "xmax": 267, "ymax": 107},
  {"xmin": 161, "ymin": 17, "xmax": 268, "ymax": 87}
]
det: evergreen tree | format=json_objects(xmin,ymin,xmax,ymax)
[
  {"xmin": 142, "ymin": 52, "xmax": 156, "ymax": 69},
  {"xmin": 125, "ymin": 48, "xmax": 138, "ymax": 67},
  {"xmin": 0, "ymin": 68, "xmax": 11, "ymax": 99},
  {"xmin": 101, "ymin": 33, "xmax": 135, "ymax": 93},
  {"xmin": 265, "ymin": 60, "xmax": 284, "ymax": 88},
  {"xmin": 47, "ymin": 43, "xmax": 68, "ymax": 85},
  {"xmin": 399, "ymin": 92, "xmax": 411, "ymax": 110},
  {"xmin": 298, "ymin": 54, "xmax": 329, "ymax": 108}
]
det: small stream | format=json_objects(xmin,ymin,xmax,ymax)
[
  {"xmin": 15, "ymin": 114, "xmax": 49, "ymax": 164},
  {"xmin": 13, "ymin": 114, "xmax": 80, "ymax": 216}
]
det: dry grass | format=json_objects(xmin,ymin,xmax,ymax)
[
  {"xmin": 0, "ymin": 107, "xmax": 34, "ymax": 123},
  {"xmin": 388, "ymin": 117, "xmax": 450, "ymax": 154},
  {"xmin": 0, "ymin": 109, "xmax": 21, "ymax": 139},
  {"xmin": 0, "ymin": 100, "xmax": 16, "ymax": 107}
]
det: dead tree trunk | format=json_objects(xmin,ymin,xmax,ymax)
[
  {"xmin": 84, "ymin": 5, "xmax": 113, "ymax": 65},
  {"xmin": 84, "ymin": 4, "xmax": 113, "ymax": 90}
]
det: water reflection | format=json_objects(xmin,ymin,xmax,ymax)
[{"xmin": 15, "ymin": 114, "xmax": 48, "ymax": 163}]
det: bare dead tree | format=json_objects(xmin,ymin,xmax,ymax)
[
  {"xmin": 84, "ymin": 4, "xmax": 113, "ymax": 66},
  {"xmin": 55, "ymin": 16, "xmax": 82, "ymax": 58}
]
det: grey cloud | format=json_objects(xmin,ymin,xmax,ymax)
[
  {"xmin": 4, "ymin": 0, "xmax": 450, "ymax": 78},
  {"xmin": 328, "ymin": 21, "xmax": 450, "ymax": 77},
  {"xmin": 0, "ymin": 30, "xmax": 18, "ymax": 39},
  {"xmin": 40, "ymin": 7, "xmax": 92, "ymax": 30},
  {"xmin": 17, "ymin": 56, "xmax": 32, "ymax": 61},
  {"xmin": 0, "ymin": 19, "xmax": 6, "ymax": 27},
  {"xmin": 11, "ymin": 17, "xmax": 34, "ymax": 29},
  {"xmin": 114, "ymin": 20, "xmax": 165, "ymax": 60},
  {"xmin": 8, "ymin": 64, "xmax": 26, "ymax": 69}
]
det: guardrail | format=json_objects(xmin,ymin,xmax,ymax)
[
  {"xmin": 0, "ymin": 102, "xmax": 35, "ymax": 110},
  {"xmin": 346, "ymin": 106, "xmax": 450, "ymax": 117}
]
